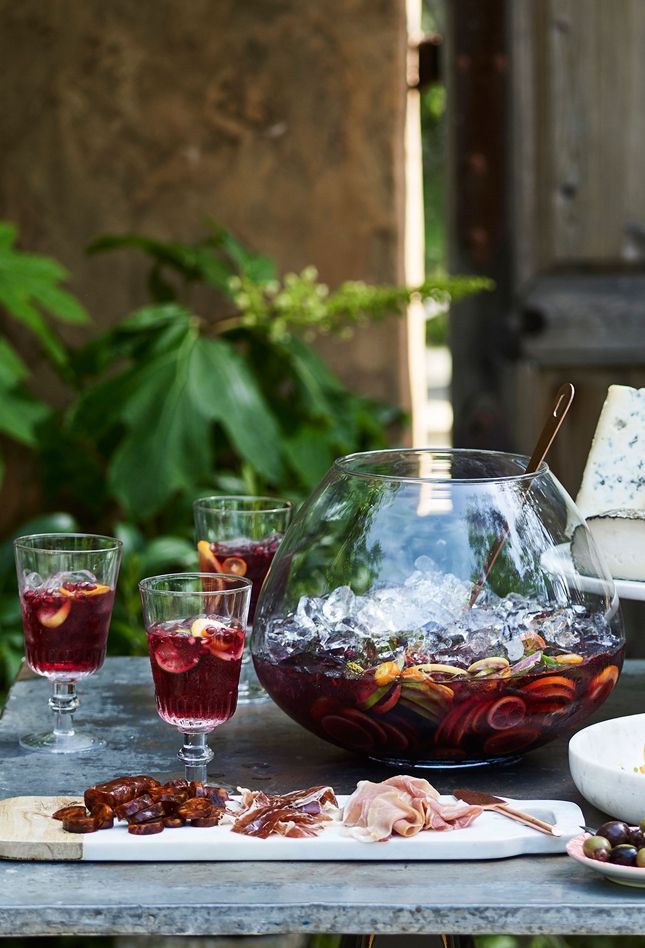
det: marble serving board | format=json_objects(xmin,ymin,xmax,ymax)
[{"xmin": 0, "ymin": 795, "xmax": 584, "ymax": 862}]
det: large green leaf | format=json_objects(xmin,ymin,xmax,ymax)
[
  {"xmin": 109, "ymin": 333, "xmax": 213, "ymax": 517},
  {"xmin": 189, "ymin": 337, "xmax": 284, "ymax": 482},
  {"xmin": 0, "ymin": 388, "xmax": 49, "ymax": 445},
  {"xmin": 283, "ymin": 426, "xmax": 334, "ymax": 487},
  {"xmin": 0, "ymin": 223, "xmax": 89, "ymax": 327},
  {"xmin": 73, "ymin": 304, "xmax": 192, "ymax": 377},
  {"xmin": 0, "ymin": 337, "xmax": 28, "ymax": 387}
]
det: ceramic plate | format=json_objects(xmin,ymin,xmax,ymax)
[
  {"xmin": 541, "ymin": 544, "xmax": 645, "ymax": 602},
  {"xmin": 567, "ymin": 834, "xmax": 645, "ymax": 888}
]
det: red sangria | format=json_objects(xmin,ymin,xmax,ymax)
[
  {"xmin": 21, "ymin": 581, "xmax": 115, "ymax": 679},
  {"xmin": 254, "ymin": 640, "xmax": 623, "ymax": 766},
  {"xmin": 198, "ymin": 535, "xmax": 282, "ymax": 620},
  {"xmin": 14, "ymin": 533, "xmax": 122, "ymax": 754},
  {"xmin": 147, "ymin": 617, "xmax": 246, "ymax": 731},
  {"xmin": 140, "ymin": 573, "xmax": 252, "ymax": 782},
  {"xmin": 193, "ymin": 495, "xmax": 292, "ymax": 705}
]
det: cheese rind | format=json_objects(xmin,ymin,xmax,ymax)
[
  {"xmin": 575, "ymin": 385, "xmax": 645, "ymax": 518},
  {"xmin": 572, "ymin": 510, "xmax": 645, "ymax": 582}
]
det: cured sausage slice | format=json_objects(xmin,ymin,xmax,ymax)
[
  {"xmin": 128, "ymin": 803, "xmax": 165, "ymax": 824},
  {"xmin": 62, "ymin": 814, "xmax": 100, "ymax": 834},
  {"xmin": 52, "ymin": 805, "xmax": 87, "ymax": 822},
  {"xmin": 128, "ymin": 820, "xmax": 164, "ymax": 835},
  {"xmin": 190, "ymin": 814, "xmax": 222, "ymax": 828},
  {"xmin": 176, "ymin": 797, "xmax": 214, "ymax": 820}
]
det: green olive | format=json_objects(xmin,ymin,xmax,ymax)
[
  {"xmin": 637, "ymin": 848, "xmax": 645, "ymax": 869},
  {"xmin": 582, "ymin": 835, "xmax": 611, "ymax": 859}
]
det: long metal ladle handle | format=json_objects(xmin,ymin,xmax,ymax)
[{"xmin": 468, "ymin": 383, "xmax": 575, "ymax": 608}]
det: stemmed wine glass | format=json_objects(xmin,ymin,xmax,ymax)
[
  {"xmin": 14, "ymin": 533, "xmax": 122, "ymax": 753},
  {"xmin": 192, "ymin": 495, "xmax": 292, "ymax": 703},
  {"xmin": 139, "ymin": 572, "xmax": 251, "ymax": 783}
]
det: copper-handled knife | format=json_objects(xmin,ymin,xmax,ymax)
[{"xmin": 452, "ymin": 788, "xmax": 562, "ymax": 837}]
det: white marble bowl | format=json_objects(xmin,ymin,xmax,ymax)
[{"xmin": 569, "ymin": 713, "xmax": 645, "ymax": 825}]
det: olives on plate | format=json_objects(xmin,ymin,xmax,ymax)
[
  {"xmin": 596, "ymin": 820, "xmax": 630, "ymax": 847},
  {"xmin": 584, "ymin": 820, "xmax": 645, "ymax": 868},
  {"xmin": 608, "ymin": 844, "xmax": 639, "ymax": 866}
]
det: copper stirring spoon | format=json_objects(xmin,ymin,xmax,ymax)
[
  {"xmin": 468, "ymin": 382, "xmax": 575, "ymax": 608},
  {"xmin": 452, "ymin": 788, "xmax": 562, "ymax": 837}
]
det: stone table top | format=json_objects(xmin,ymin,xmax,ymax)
[{"xmin": 1, "ymin": 656, "xmax": 645, "ymax": 938}]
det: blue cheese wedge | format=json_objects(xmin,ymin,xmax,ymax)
[
  {"xmin": 572, "ymin": 510, "xmax": 645, "ymax": 582},
  {"xmin": 575, "ymin": 385, "xmax": 645, "ymax": 518}
]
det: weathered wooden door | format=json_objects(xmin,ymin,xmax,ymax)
[{"xmin": 447, "ymin": 0, "xmax": 645, "ymax": 498}]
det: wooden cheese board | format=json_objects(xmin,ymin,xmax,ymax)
[{"xmin": 0, "ymin": 794, "xmax": 584, "ymax": 862}]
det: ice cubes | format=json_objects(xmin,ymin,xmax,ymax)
[
  {"xmin": 22, "ymin": 571, "xmax": 44, "ymax": 591},
  {"xmin": 45, "ymin": 569, "xmax": 98, "ymax": 590},
  {"xmin": 322, "ymin": 586, "xmax": 356, "ymax": 624},
  {"xmin": 260, "ymin": 562, "xmax": 616, "ymax": 669}
]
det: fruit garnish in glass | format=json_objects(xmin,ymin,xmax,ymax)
[
  {"xmin": 140, "ymin": 572, "xmax": 251, "ymax": 783},
  {"xmin": 192, "ymin": 495, "xmax": 291, "ymax": 704},
  {"xmin": 14, "ymin": 533, "xmax": 122, "ymax": 753}
]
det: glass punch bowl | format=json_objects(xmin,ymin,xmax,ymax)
[{"xmin": 252, "ymin": 449, "xmax": 624, "ymax": 768}]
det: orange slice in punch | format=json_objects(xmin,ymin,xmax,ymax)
[
  {"xmin": 588, "ymin": 665, "xmax": 620, "ymax": 703},
  {"xmin": 59, "ymin": 583, "xmax": 110, "ymax": 598},
  {"xmin": 197, "ymin": 540, "xmax": 222, "ymax": 572},
  {"xmin": 221, "ymin": 556, "xmax": 247, "ymax": 576},
  {"xmin": 38, "ymin": 599, "xmax": 72, "ymax": 629}
]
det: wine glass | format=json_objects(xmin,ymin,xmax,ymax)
[
  {"xmin": 14, "ymin": 533, "xmax": 122, "ymax": 753},
  {"xmin": 192, "ymin": 495, "xmax": 292, "ymax": 704},
  {"xmin": 139, "ymin": 572, "xmax": 252, "ymax": 783}
]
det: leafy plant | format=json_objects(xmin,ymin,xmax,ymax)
[
  {"xmin": 0, "ymin": 222, "xmax": 89, "ymax": 483},
  {"xmin": 39, "ymin": 223, "xmax": 489, "ymax": 526}
]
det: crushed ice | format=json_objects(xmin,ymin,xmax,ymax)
[{"xmin": 262, "ymin": 556, "xmax": 618, "ymax": 668}]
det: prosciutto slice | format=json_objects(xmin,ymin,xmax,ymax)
[
  {"xmin": 231, "ymin": 785, "xmax": 338, "ymax": 839},
  {"xmin": 342, "ymin": 776, "xmax": 482, "ymax": 842}
]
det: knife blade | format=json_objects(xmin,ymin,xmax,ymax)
[{"xmin": 452, "ymin": 788, "xmax": 562, "ymax": 837}]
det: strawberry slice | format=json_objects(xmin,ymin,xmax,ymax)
[
  {"xmin": 154, "ymin": 640, "xmax": 202, "ymax": 674},
  {"xmin": 37, "ymin": 598, "xmax": 72, "ymax": 629}
]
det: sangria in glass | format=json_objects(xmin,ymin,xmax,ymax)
[
  {"xmin": 139, "ymin": 572, "xmax": 251, "ymax": 782},
  {"xmin": 193, "ymin": 495, "xmax": 292, "ymax": 703},
  {"xmin": 14, "ymin": 533, "xmax": 122, "ymax": 753}
]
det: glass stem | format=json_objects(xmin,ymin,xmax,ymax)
[
  {"xmin": 178, "ymin": 732, "xmax": 214, "ymax": 784},
  {"xmin": 49, "ymin": 681, "xmax": 79, "ymax": 741}
]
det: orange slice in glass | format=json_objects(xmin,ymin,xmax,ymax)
[
  {"xmin": 197, "ymin": 540, "xmax": 222, "ymax": 571},
  {"xmin": 38, "ymin": 599, "xmax": 72, "ymax": 628},
  {"xmin": 221, "ymin": 557, "xmax": 247, "ymax": 576}
]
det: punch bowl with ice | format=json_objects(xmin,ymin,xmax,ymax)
[{"xmin": 251, "ymin": 449, "xmax": 624, "ymax": 768}]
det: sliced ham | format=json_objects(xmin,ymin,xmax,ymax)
[
  {"xmin": 342, "ymin": 777, "xmax": 482, "ymax": 842},
  {"xmin": 230, "ymin": 785, "xmax": 338, "ymax": 839}
]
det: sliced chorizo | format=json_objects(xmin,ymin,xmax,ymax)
[
  {"xmin": 162, "ymin": 816, "xmax": 186, "ymax": 828},
  {"xmin": 191, "ymin": 814, "xmax": 222, "ymax": 828},
  {"xmin": 62, "ymin": 814, "xmax": 100, "ymax": 834},
  {"xmin": 127, "ymin": 803, "xmax": 166, "ymax": 825},
  {"xmin": 52, "ymin": 804, "xmax": 87, "ymax": 822},
  {"xmin": 127, "ymin": 820, "xmax": 164, "ymax": 835},
  {"xmin": 114, "ymin": 794, "xmax": 155, "ymax": 820},
  {"xmin": 176, "ymin": 797, "xmax": 214, "ymax": 820}
]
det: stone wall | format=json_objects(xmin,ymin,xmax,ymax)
[{"xmin": 0, "ymin": 0, "xmax": 408, "ymax": 403}]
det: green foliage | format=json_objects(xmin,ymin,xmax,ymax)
[
  {"xmin": 0, "ymin": 223, "xmax": 90, "ymax": 482},
  {"xmin": 51, "ymin": 225, "xmax": 489, "ymax": 523}
]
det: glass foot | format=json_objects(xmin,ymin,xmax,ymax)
[
  {"xmin": 19, "ymin": 730, "xmax": 105, "ymax": 754},
  {"xmin": 237, "ymin": 650, "xmax": 271, "ymax": 705}
]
